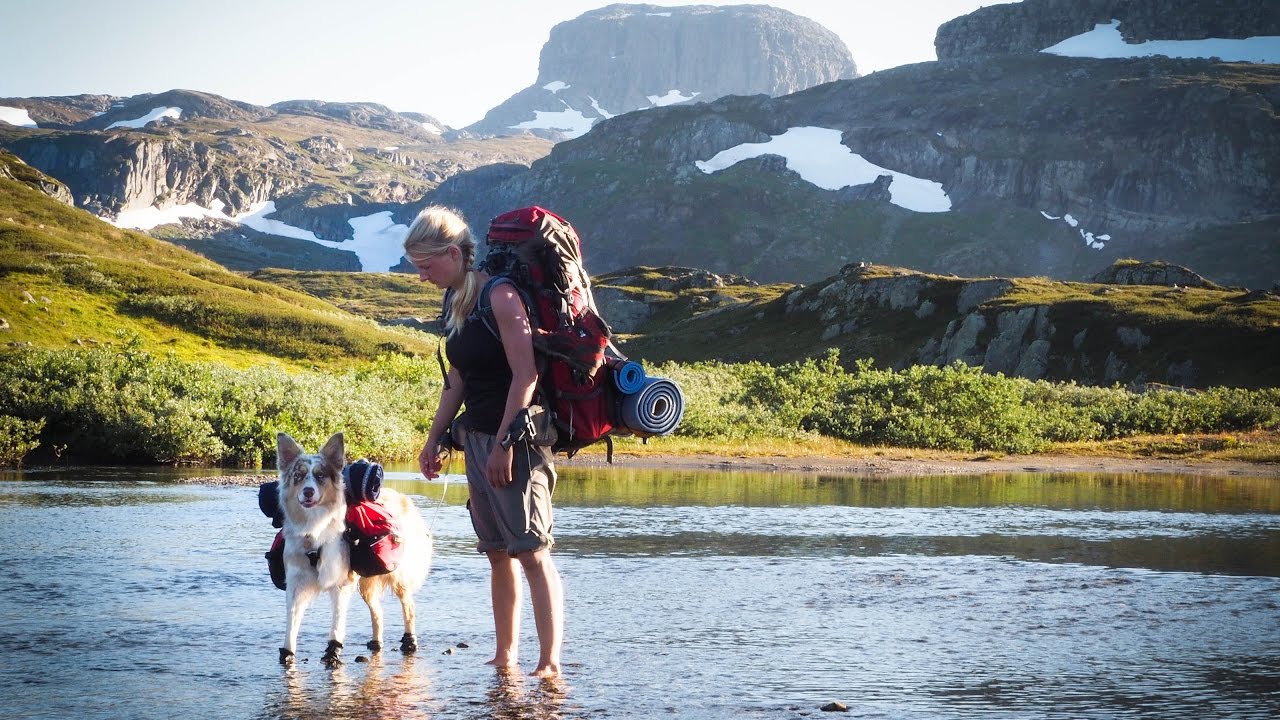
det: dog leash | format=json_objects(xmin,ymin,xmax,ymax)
[{"xmin": 426, "ymin": 449, "xmax": 452, "ymax": 532}]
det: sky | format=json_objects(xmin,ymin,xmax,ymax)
[{"xmin": 0, "ymin": 0, "xmax": 1012, "ymax": 128}]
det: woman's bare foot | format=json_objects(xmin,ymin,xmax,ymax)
[
  {"xmin": 531, "ymin": 662, "xmax": 560, "ymax": 679},
  {"xmin": 486, "ymin": 655, "xmax": 518, "ymax": 670}
]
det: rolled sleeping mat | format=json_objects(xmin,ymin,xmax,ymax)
[
  {"xmin": 611, "ymin": 359, "xmax": 647, "ymax": 395},
  {"xmin": 343, "ymin": 458, "xmax": 384, "ymax": 504},
  {"xmin": 619, "ymin": 376, "xmax": 685, "ymax": 437},
  {"xmin": 258, "ymin": 481, "xmax": 284, "ymax": 528}
]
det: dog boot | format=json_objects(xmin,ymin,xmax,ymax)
[
  {"xmin": 366, "ymin": 639, "xmax": 382, "ymax": 653},
  {"xmin": 279, "ymin": 648, "xmax": 294, "ymax": 665},
  {"xmin": 321, "ymin": 639, "xmax": 343, "ymax": 666},
  {"xmin": 400, "ymin": 632, "xmax": 417, "ymax": 654}
]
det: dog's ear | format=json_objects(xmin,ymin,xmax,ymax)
[
  {"xmin": 276, "ymin": 433, "xmax": 304, "ymax": 471},
  {"xmin": 320, "ymin": 432, "xmax": 345, "ymax": 470}
]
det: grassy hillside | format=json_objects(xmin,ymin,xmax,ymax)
[
  {"xmin": 0, "ymin": 159, "xmax": 439, "ymax": 370},
  {"xmin": 247, "ymin": 268, "xmax": 442, "ymax": 324}
]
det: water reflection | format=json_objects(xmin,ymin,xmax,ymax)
[{"xmin": 1, "ymin": 466, "xmax": 1278, "ymax": 719}]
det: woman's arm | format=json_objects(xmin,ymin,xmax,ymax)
[
  {"xmin": 487, "ymin": 282, "xmax": 538, "ymax": 487},
  {"xmin": 420, "ymin": 366, "xmax": 465, "ymax": 479}
]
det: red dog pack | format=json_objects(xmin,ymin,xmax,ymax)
[{"xmin": 344, "ymin": 500, "xmax": 404, "ymax": 577}]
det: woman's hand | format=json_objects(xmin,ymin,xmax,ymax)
[
  {"xmin": 419, "ymin": 441, "xmax": 444, "ymax": 479},
  {"xmin": 486, "ymin": 443, "xmax": 514, "ymax": 487}
]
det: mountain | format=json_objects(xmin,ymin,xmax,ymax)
[
  {"xmin": 935, "ymin": 0, "xmax": 1280, "ymax": 60},
  {"xmin": 465, "ymin": 3, "xmax": 857, "ymax": 139},
  {"xmin": 0, "ymin": 89, "xmax": 551, "ymax": 271},
  {"xmin": 424, "ymin": 0, "xmax": 1279, "ymax": 288}
]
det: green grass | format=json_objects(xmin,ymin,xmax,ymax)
[{"xmin": 0, "ymin": 173, "xmax": 439, "ymax": 370}]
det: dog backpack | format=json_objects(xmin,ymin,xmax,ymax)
[
  {"xmin": 476, "ymin": 206, "xmax": 621, "ymax": 459},
  {"xmin": 344, "ymin": 500, "xmax": 404, "ymax": 577}
]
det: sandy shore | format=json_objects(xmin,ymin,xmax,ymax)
[{"xmin": 195, "ymin": 452, "xmax": 1278, "ymax": 486}]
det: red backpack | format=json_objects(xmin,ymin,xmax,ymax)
[
  {"xmin": 477, "ymin": 206, "xmax": 620, "ymax": 459},
  {"xmin": 343, "ymin": 500, "xmax": 404, "ymax": 577}
]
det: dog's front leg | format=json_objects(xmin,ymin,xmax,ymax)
[
  {"xmin": 281, "ymin": 583, "xmax": 315, "ymax": 664},
  {"xmin": 321, "ymin": 583, "xmax": 355, "ymax": 666}
]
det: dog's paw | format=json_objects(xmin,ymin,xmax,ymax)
[
  {"xmin": 279, "ymin": 648, "xmax": 295, "ymax": 665},
  {"xmin": 400, "ymin": 632, "xmax": 417, "ymax": 654},
  {"xmin": 366, "ymin": 640, "xmax": 382, "ymax": 653},
  {"xmin": 321, "ymin": 639, "xmax": 344, "ymax": 666}
]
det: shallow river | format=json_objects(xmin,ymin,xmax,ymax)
[{"xmin": 1, "ymin": 465, "xmax": 1277, "ymax": 719}]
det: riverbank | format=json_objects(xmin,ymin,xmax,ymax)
[
  {"xmin": 563, "ymin": 450, "xmax": 1280, "ymax": 478},
  {"xmin": 194, "ymin": 447, "xmax": 1279, "ymax": 487}
]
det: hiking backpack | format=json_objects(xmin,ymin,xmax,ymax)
[{"xmin": 476, "ymin": 206, "xmax": 620, "ymax": 459}]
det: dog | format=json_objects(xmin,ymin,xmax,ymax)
[{"xmin": 275, "ymin": 431, "xmax": 432, "ymax": 665}]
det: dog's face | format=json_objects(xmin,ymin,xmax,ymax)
[{"xmin": 276, "ymin": 432, "xmax": 345, "ymax": 512}]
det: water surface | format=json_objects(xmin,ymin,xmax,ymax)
[{"xmin": 1, "ymin": 466, "xmax": 1277, "ymax": 718}]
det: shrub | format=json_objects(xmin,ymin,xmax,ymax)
[{"xmin": 0, "ymin": 415, "xmax": 44, "ymax": 467}]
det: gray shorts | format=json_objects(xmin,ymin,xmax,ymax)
[{"xmin": 462, "ymin": 429, "xmax": 557, "ymax": 556}]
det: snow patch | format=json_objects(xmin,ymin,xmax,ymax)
[
  {"xmin": 1043, "ymin": 20, "xmax": 1280, "ymax": 63},
  {"xmin": 0, "ymin": 106, "xmax": 37, "ymax": 128},
  {"xmin": 108, "ymin": 199, "xmax": 409, "ymax": 271},
  {"xmin": 421, "ymin": 121, "xmax": 442, "ymax": 135},
  {"xmin": 106, "ymin": 106, "xmax": 183, "ymax": 129},
  {"xmin": 543, "ymin": 80, "xmax": 570, "ymax": 94},
  {"xmin": 1041, "ymin": 209, "xmax": 1111, "ymax": 250},
  {"xmin": 588, "ymin": 96, "xmax": 616, "ymax": 120},
  {"xmin": 509, "ymin": 107, "xmax": 595, "ymax": 139},
  {"xmin": 696, "ymin": 126, "xmax": 951, "ymax": 213},
  {"xmin": 647, "ymin": 90, "xmax": 700, "ymax": 107}
]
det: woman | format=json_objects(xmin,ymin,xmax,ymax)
[{"xmin": 408, "ymin": 205, "xmax": 563, "ymax": 679}]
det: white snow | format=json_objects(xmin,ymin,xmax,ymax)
[
  {"xmin": 0, "ymin": 105, "xmax": 38, "ymax": 128},
  {"xmin": 421, "ymin": 121, "xmax": 442, "ymax": 135},
  {"xmin": 106, "ymin": 106, "xmax": 182, "ymax": 129},
  {"xmin": 1042, "ymin": 20, "xmax": 1280, "ymax": 63},
  {"xmin": 382, "ymin": 146, "xmax": 399, "ymax": 151},
  {"xmin": 110, "ymin": 200, "xmax": 230, "ymax": 230},
  {"xmin": 647, "ymin": 90, "xmax": 700, "ymax": 107},
  {"xmin": 1041, "ymin": 209, "xmax": 1112, "ymax": 250},
  {"xmin": 588, "ymin": 96, "xmax": 616, "ymax": 119},
  {"xmin": 543, "ymin": 80, "xmax": 570, "ymax": 94},
  {"xmin": 696, "ymin": 126, "xmax": 952, "ymax": 213},
  {"xmin": 108, "ymin": 199, "xmax": 410, "ymax": 271},
  {"xmin": 646, "ymin": 12, "xmax": 672, "ymax": 17},
  {"xmin": 509, "ymin": 107, "xmax": 596, "ymax": 139}
]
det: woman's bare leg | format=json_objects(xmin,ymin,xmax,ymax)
[
  {"xmin": 518, "ymin": 548, "xmax": 563, "ymax": 678},
  {"xmin": 487, "ymin": 550, "xmax": 521, "ymax": 668}
]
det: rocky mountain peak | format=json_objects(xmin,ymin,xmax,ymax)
[{"xmin": 466, "ymin": 3, "xmax": 857, "ymax": 139}]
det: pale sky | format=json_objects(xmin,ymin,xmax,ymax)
[{"xmin": 0, "ymin": 0, "xmax": 1011, "ymax": 128}]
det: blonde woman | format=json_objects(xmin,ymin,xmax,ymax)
[{"xmin": 408, "ymin": 205, "xmax": 563, "ymax": 679}]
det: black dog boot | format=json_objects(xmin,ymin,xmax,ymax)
[
  {"xmin": 279, "ymin": 648, "xmax": 294, "ymax": 665},
  {"xmin": 321, "ymin": 639, "xmax": 343, "ymax": 666},
  {"xmin": 400, "ymin": 632, "xmax": 417, "ymax": 654},
  {"xmin": 366, "ymin": 639, "xmax": 382, "ymax": 653}
]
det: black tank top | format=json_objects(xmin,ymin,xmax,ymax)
[{"xmin": 445, "ymin": 292, "xmax": 512, "ymax": 435}]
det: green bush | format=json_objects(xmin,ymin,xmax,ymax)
[
  {"xmin": 0, "ymin": 415, "xmax": 44, "ymax": 467},
  {"xmin": 0, "ymin": 345, "xmax": 1276, "ymax": 465}
]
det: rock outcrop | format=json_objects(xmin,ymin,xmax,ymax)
[
  {"xmin": 935, "ymin": 0, "xmax": 1280, "ymax": 61},
  {"xmin": 1091, "ymin": 260, "xmax": 1216, "ymax": 288},
  {"xmin": 0, "ymin": 150, "xmax": 74, "ymax": 205},
  {"xmin": 466, "ymin": 3, "xmax": 856, "ymax": 139}
]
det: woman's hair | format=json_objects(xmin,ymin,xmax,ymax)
[{"xmin": 403, "ymin": 205, "xmax": 477, "ymax": 337}]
